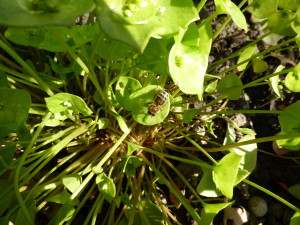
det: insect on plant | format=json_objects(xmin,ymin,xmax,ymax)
[{"xmin": 148, "ymin": 89, "xmax": 169, "ymax": 116}]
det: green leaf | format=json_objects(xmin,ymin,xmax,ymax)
[
  {"xmin": 277, "ymin": 101, "xmax": 300, "ymax": 150},
  {"xmin": 169, "ymin": 23, "xmax": 209, "ymax": 94},
  {"xmin": 127, "ymin": 143, "xmax": 141, "ymax": 156},
  {"xmin": 231, "ymin": 134, "xmax": 257, "ymax": 173},
  {"xmin": 47, "ymin": 190, "xmax": 79, "ymax": 205},
  {"xmin": 126, "ymin": 198, "xmax": 164, "ymax": 225},
  {"xmin": 199, "ymin": 202, "xmax": 233, "ymax": 225},
  {"xmin": 278, "ymin": 0, "xmax": 300, "ymax": 10},
  {"xmin": 215, "ymin": 0, "xmax": 248, "ymax": 31},
  {"xmin": 223, "ymin": 125, "xmax": 236, "ymax": 146},
  {"xmin": 288, "ymin": 183, "xmax": 300, "ymax": 200},
  {"xmin": 45, "ymin": 93, "xmax": 92, "ymax": 116},
  {"xmin": 48, "ymin": 204, "xmax": 75, "ymax": 225},
  {"xmin": 248, "ymin": 0, "xmax": 278, "ymax": 19},
  {"xmin": 61, "ymin": 174, "xmax": 82, "ymax": 194},
  {"xmin": 121, "ymin": 156, "xmax": 143, "ymax": 177},
  {"xmin": 252, "ymin": 58, "xmax": 268, "ymax": 73},
  {"xmin": 268, "ymin": 11, "xmax": 296, "ymax": 36},
  {"xmin": 0, "ymin": 88, "xmax": 31, "ymax": 137},
  {"xmin": 0, "ymin": 0, "xmax": 94, "ymax": 27},
  {"xmin": 95, "ymin": 0, "xmax": 157, "ymax": 52},
  {"xmin": 96, "ymin": 173, "xmax": 116, "ymax": 203},
  {"xmin": 115, "ymin": 76, "xmax": 142, "ymax": 111},
  {"xmin": 237, "ymin": 43, "xmax": 256, "ymax": 71},
  {"xmin": 97, "ymin": 118, "xmax": 110, "ymax": 130},
  {"xmin": 269, "ymin": 65, "xmax": 285, "ymax": 99},
  {"xmin": 183, "ymin": 108, "xmax": 199, "ymax": 123},
  {"xmin": 0, "ymin": 144, "xmax": 16, "ymax": 173},
  {"xmin": 285, "ymin": 62, "xmax": 300, "ymax": 92},
  {"xmin": 130, "ymin": 85, "xmax": 170, "ymax": 126},
  {"xmin": 213, "ymin": 152, "xmax": 243, "ymax": 199},
  {"xmin": 151, "ymin": 0, "xmax": 199, "ymax": 38},
  {"xmin": 96, "ymin": 28, "xmax": 135, "ymax": 60},
  {"xmin": 216, "ymin": 73, "xmax": 243, "ymax": 100},
  {"xmin": 197, "ymin": 167, "xmax": 222, "ymax": 197},
  {"xmin": 137, "ymin": 38, "xmax": 172, "ymax": 76},
  {"xmin": 100, "ymin": 107, "xmax": 130, "ymax": 133},
  {"xmin": 291, "ymin": 7, "xmax": 300, "ymax": 33},
  {"xmin": 290, "ymin": 212, "xmax": 300, "ymax": 225},
  {"xmin": 5, "ymin": 25, "xmax": 98, "ymax": 52}
]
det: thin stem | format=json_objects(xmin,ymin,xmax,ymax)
[
  {"xmin": 13, "ymin": 112, "xmax": 52, "ymax": 225},
  {"xmin": 206, "ymin": 133, "xmax": 300, "ymax": 152},
  {"xmin": 0, "ymin": 40, "xmax": 53, "ymax": 96},
  {"xmin": 168, "ymin": 123, "xmax": 218, "ymax": 164},
  {"xmin": 244, "ymin": 179, "xmax": 300, "ymax": 213},
  {"xmin": 196, "ymin": 0, "xmax": 207, "ymax": 13},
  {"xmin": 140, "ymin": 154, "xmax": 202, "ymax": 224},
  {"xmin": 197, "ymin": 109, "xmax": 282, "ymax": 115}
]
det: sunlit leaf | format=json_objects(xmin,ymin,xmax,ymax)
[
  {"xmin": 45, "ymin": 93, "xmax": 92, "ymax": 116},
  {"xmin": 197, "ymin": 167, "xmax": 222, "ymax": 197},
  {"xmin": 248, "ymin": 0, "xmax": 278, "ymax": 19},
  {"xmin": 213, "ymin": 152, "xmax": 243, "ymax": 199},
  {"xmin": 277, "ymin": 101, "xmax": 300, "ymax": 150},
  {"xmin": 5, "ymin": 25, "xmax": 98, "ymax": 52},
  {"xmin": 200, "ymin": 202, "xmax": 233, "ymax": 225},
  {"xmin": 0, "ymin": 0, "xmax": 94, "ymax": 26},
  {"xmin": 270, "ymin": 65, "xmax": 285, "ymax": 99},
  {"xmin": 215, "ymin": 0, "xmax": 248, "ymax": 31},
  {"xmin": 290, "ymin": 212, "xmax": 300, "ymax": 225},
  {"xmin": 169, "ymin": 23, "xmax": 209, "ymax": 94},
  {"xmin": 237, "ymin": 43, "xmax": 256, "ymax": 71},
  {"xmin": 96, "ymin": 173, "xmax": 116, "ymax": 203},
  {"xmin": 285, "ymin": 62, "xmax": 300, "ymax": 92},
  {"xmin": 62, "ymin": 174, "xmax": 82, "ymax": 194}
]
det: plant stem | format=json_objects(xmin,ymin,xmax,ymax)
[
  {"xmin": 196, "ymin": 0, "xmax": 207, "ymax": 13},
  {"xmin": 168, "ymin": 123, "xmax": 218, "ymax": 164},
  {"xmin": 13, "ymin": 112, "xmax": 52, "ymax": 225},
  {"xmin": 0, "ymin": 40, "xmax": 53, "ymax": 96},
  {"xmin": 140, "ymin": 154, "xmax": 202, "ymax": 224},
  {"xmin": 197, "ymin": 109, "xmax": 282, "ymax": 115},
  {"xmin": 205, "ymin": 133, "xmax": 300, "ymax": 152},
  {"xmin": 244, "ymin": 179, "xmax": 300, "ymax": 213}
]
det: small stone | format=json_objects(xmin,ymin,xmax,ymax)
[{"xmin": 248, "ymin": 196, "xmax": 268, "ymax": 217}]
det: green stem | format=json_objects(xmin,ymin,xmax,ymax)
[
  {"xmin": 196, "ymin": 0, "xmax": 207, "ymax": 14},
  {"xmin": 13, "ymin": 112, "xmax": 52, "ymax": 225},
  {"xmin": 206, "ymin": 133, "xmax": 300, "ymax": 152},
  {"xmin": 168, "ymin": 123, "xmax": 218, "ymax": 164},
  {"xmin": 143, "ymin": 147, "xmax": 212, "ymax": 169},
  {"xmin": 0, "ymin": 40, "xmax": 53, "ymax": 96},
  {"xmin": 197, "ymin": 109, "xmax": 282, "ymax": 115},
  {"xmin": 49, "ymin": 27, "xmax": 106, "ymax": 103},
  {"xmin": 212, "ymin": 0, "xmax": 248, "ymax": 41},
  {"xmin": 244, "ymin": 179, "xmax": 300, "ymax": 213},
  {"xmin": 140, "ymin": 155, "xmax": 202, "ymax": 224}
]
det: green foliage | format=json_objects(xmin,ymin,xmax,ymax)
[
  {"xmin": 0, "ymin": 0, "xmax": 299, "ymax": 224},
  {"xmin": 0, "ymin": 88, "xmax": 31, "ymax": 138},
  {"xmin": 0, "ymin": 0, "xmax": 95, "ymax": 27},
  {"xmin": 277, "ymin": 101, "xmax": 300, "ymax": 150}
]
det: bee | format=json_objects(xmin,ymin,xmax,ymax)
[{"xmin": 148, "ymin": 89, "xmax": 169, "ymax": 116}]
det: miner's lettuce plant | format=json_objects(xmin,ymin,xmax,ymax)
[{"xmin": 0, "ymin": 0, "xmax": 300, "ymax": 224}]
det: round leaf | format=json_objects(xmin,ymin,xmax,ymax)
[
  {"xmin": 278, "ymin": 0, "xmax": 300, "ymax": 10},
  {"xmin": 130, "ymin": 85, "xmax": 170, "ymax": 126},
  {"xmin": 115, "ymin": 76, "xmax": 142, "ymax": 110},
  {"xmin": 252, "ymin": 58, "xmax": 268, "ymax": 73},
  {"xmin": 216, "ymin": 73, "xmax": 243, "ymax": 100},
  {"xmin": 285, "ymin": 62, "xmax": 300, "ymax": 92}
]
